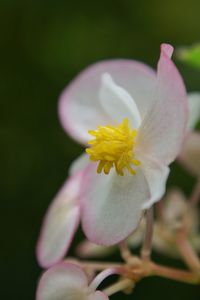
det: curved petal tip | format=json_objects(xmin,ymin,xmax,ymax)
[{"xmin": 161, "ymin": 43, "xmax": 174, "ymax": 58}]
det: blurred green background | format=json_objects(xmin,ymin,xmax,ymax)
[{"xmin": 1, "ymin": 0, "xmax": 200, "ymax": 299}]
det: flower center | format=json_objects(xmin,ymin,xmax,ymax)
[{"xmin": 86, "ymin": 118, "xmax": 140, "ymax": 175}]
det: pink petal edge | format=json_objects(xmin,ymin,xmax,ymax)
[
  {"xmin": 58, "ymin": 59, "xmax": 156, "ymax": 145},
  {"xmin": 160, "ymin": 43, "xmax": 174, "ymax": 58},
  {"xmin": 137, "ymin": 43, "xmax": 188, "ymax": 165},
  {"xmin": 36, "ymin": 261, "xmax": 88, "ymax": 300},
  {"xmin": 80, "ymin": 164, "xmax": 149, "ymax": 246},
  {"xmin": 36, "ymin": 172, "xmax": 82, "ymax": 268},
  {"xmin": 178, "ymin": 131, "xmax": 200, "ymax": 176},
  {"xmin": 92, "ymin": 291, "xmax": 109, "ymax": 300}
]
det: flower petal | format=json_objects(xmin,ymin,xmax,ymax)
[
  {"xmin": 153, "ymin": 225, "xmax": 179, "ymax": 257},
  {"xmin": 90, "ymin": 291, "xmax": 109, "ymax": 300},
  {"xmin": 137, "ymin": 43, "xmax": 188, "ymax": 165},
  {"xmin": 99, "ymin": 73, "xmax": 141, "ymax": 128},
  {"xmin": 69, "ymin": 153, "xmax": 90, "ymax": 176},
  {"xmin": 139, "ymin": 155, "xmax": 170, "ymax": 209},
  {"xmin": 58, "ymin": 60, "xmax": 156, "ymax": 144},
  {"xmin": 188, "ymin": 92, "xmax": 200, "ymax": 130},
  {"xmin": 179, "ymin": 132, "xmax": 200, "ymax": 176},
  {"xmin": 76, "ymin": 240, "xmax": 116, "ymax": 258},
  {"xmin": 163, "ymin": 189, "xmax": 187, "ymax": 226},
  {"xmin": 36, "ymin": 262, "xmax": 88, "ymax": 300},
  {"xmin": 36, "ymin": 172, "xmax": 82, "ymax": 268},
  {"xmin": 127, "ymin": 218, "xmax": 145, "ymax": 247},
  {"xmin": 81, "ymin": 166, "xmax": 150, "ymax": 245}
]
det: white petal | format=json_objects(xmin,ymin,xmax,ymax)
[
  {"xmin": 69, "ymin": 153, "xmax": 90, "ymax": 176},
  {"xmin": 81, "ymin": 166, "xmax": 150, "ymax": 245},
  {"xmin": 179, "ymin": 132, "xmax": 200, "ymax": 176},
  {"xmin": 76, "ymin": 240, "xmax": 116, "ymax": 258},
  {"xmin": 153, "ymin": 224, "xmax": 179, "ymax": 257},
  {"xmin": 36, "ymin": 262, "xmax": 89, "ymax": 300},
  {"xmin": 90, "ymin": 291, "xmax": 109, "ymax": 300},
  {"xmin": 136, "ymin": 44, "xmax": 188, "ymax": 165},
  {"xmin": 139, "ymin": 155, "xmax": 170, "ymax": 209},
  {"xmin": 188, "ymin": 92, "xmax": 200, "ymax": 130},
  {"xmin": 127, "ymin": 218, "xmax": 145, "ymax": 247},
  {"xmin": 163, "ymin": 189, "xmax": 187, "ymax": 226},
  {"xmin": 99, "ymin": 73, "xmax": 141, "ymax": 128},
  {"xmin": 58, "ymin": 60, "xmax": 156, "ymax": 144},
  {"xmin": 36, "ymin": 173, "xmax": 82, "ymax": 268}
]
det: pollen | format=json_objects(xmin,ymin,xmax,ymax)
[{"xmin": 86, "ymin": 118, "xmax": 140, "ymax": 176}]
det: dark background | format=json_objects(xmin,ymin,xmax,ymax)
[{"xmin": 1, "ymin": 0, "xmax": 200, "ymax": 299}]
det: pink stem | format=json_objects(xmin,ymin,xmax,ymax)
[
  {"xmin": 119, "ymin": 241, "xmax": 132, "ymax": 262},
  {"xmin": 150, "ymin": 262, "xmax": 200, "ymax": 284},
  {"xmin": 176, "ymin": 228, "xmax": 200, "ymax": 271},
  {"xmin": 189, "ymin": 178, "xmax": 200, "ymax": 207},
  {"xmin": 89, "ymin": 267, "xmax": 126, "ymax": 292},
  {"xmin": 141, "ymin": 208, "xmax": 154, "ymax": 260}
]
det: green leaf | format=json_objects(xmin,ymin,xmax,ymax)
[{"xmin": 176, "ymin": 43, "xmax": 200, "ymax": 69}]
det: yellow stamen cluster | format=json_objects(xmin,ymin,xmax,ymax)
[{"xmin": 86, "ymin": 118, "xmax": 140, "ymax": 175}]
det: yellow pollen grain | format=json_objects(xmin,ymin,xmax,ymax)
[{"xmin": 85, "ymin": 118, "xmax": 140, "ymax": 176}]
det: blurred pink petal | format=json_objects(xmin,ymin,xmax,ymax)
[
  {"xmin": 137, "ymin": 44, "xmax": 188, "ymax": 165},
  {"xmin": 36, "ymin": 172, "xmax": 82, "ymax": 268},
  {"xmin": 187, "ymin": 92, "xmax": 200, "ymax": 130},
  {"xmin": 36, "ymin": 262, "xmax": 114, "ymax": 300},
  {"xmin": 179, "ymin": 132, "xmax": 200, "ymax": 177}
]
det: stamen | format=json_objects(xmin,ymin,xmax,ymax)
[{"xmin": 86, "ymin": 118, "xmax": 140, "ymax": 175}]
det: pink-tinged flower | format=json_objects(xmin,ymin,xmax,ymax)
[
  {"xmin": 75, "ymin": 190, "xmax": 199, "ymax": 260},
  {"xmin": 153, "ymin": 189, "xmax": 200, "ymax": 257},
  {"xmin": 178, "ymin": 92, "xmax": 200, "ymax": 177},
  {"xmin": 59, "ymin": 44, "xmax": 188, "ymax": 246},
  {"xmin": 36, "ymin": 171, "xmax": 83, "ymax": 268},
  {"xmin": 187, "ymin": 93, "xmax": 200, "ymax": 130},
  {"xmin": 179, "ymin": 132, "xmax": 200, "ymax": 177},
  {"xmin": 36, "ymin": 262, "xmax": 118, "ymax": 300},
  {"xmin": 76, "ymin": 221, "xmax": 145, "ymax": 258}
]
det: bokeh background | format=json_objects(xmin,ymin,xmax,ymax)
[{"xmin": 1, "ymin": 0, "xmax": 200, "ymax": 299}]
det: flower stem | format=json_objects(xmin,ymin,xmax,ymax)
[
  {"xmin": 103, "ymin": 279, "xmax": 134, "ymax": 296},
  {"xmin": 149, "ymin": 262, "xmax": 200, "ymax": 284},
  {"xmin": 66, "ymin": 258, "xmax": 123, "ymax": 270},
  {"xmin": 141, "ymin": 208, "xmax": 154, "ymax": 261},
  {"xmin": 89, "ymin": 268, "xmax": 120, "ymax": 291},
  {"xmin": 189, "ymin": 178, "xmax": 200, "ymax": 207},
  {"xmin": 156, "ymin": 201, "xmax": 164, "ymax": 222},
  {"xmin": 119, "ymin": 241, "xmax": 132, "ymax": 262},
  {"xmin": 176, "ymin": 228, "xmax": 200, "ymax": 271}
]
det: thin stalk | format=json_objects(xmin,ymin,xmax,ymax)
[
  {"xmin": 149, "ymin": 262, "xmax": 200, "ymax": 284},
  {"xmin": 189, "ymin": 178, "xmax": 200, "ymax": 207},
  {"xmin": 103, "ymin": 279, "xmax": 134, "ymax": 296},
  {"xmin": 119, "ymin": 241, "xmax": 132, "ymax": 262},
  {"xmin": 176, "ymin": 228, "xmax": 200, "ymax": 271},
  {"xmin": 141, "ymin": 208, "xmax": 154, "ymax": 260},
  {"xmin": 66, "ymin": 258, "xmax": 123, "ymax": 270},
  {"xmin": 156, "ymin": 201, "xmax": 164, "ymax": 222}
]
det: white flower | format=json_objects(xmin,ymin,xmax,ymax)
[
  {"xmin": 179, "ymin": 92, "xmax": 200, "ymax": 177},
  {"xmin": 58, "ymin": 44, "xmax": 187, "ymax": 245},
  {"xmin": 179, "ymin": 132, "xmax": 200, "ymax": 177},
  {"xmin": 36, "ymin": 172, "xmax": 83, "ymax": 268},
  {"xmin": 187, "ymin": 93, "xmax": 200, "ymax": 130},
  {"xmin": 153, "ymin": 189, "xmax": 200, "ymax": 257},
  {"xmin": 36, "ymin": 262, "xmax": 116, "ymax": 300}
]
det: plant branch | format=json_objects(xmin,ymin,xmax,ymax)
[
  {"xmin": 103, "ymin": 278, "xmax": 134, "ymax": 296},
  {"xmin": 176, "ymin": 228, "xmax": 200, "ymax": 271},
  {"xmin": 189, "ymin": 178, "xmax": 200, "ymax": 207},
  {"xmin": 148, "ymin": 262, "xmax": 200, "ymax": 284},
  {"xmin": 141, "ymin": 208, "xmax": 154, "ymax": 261}
]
